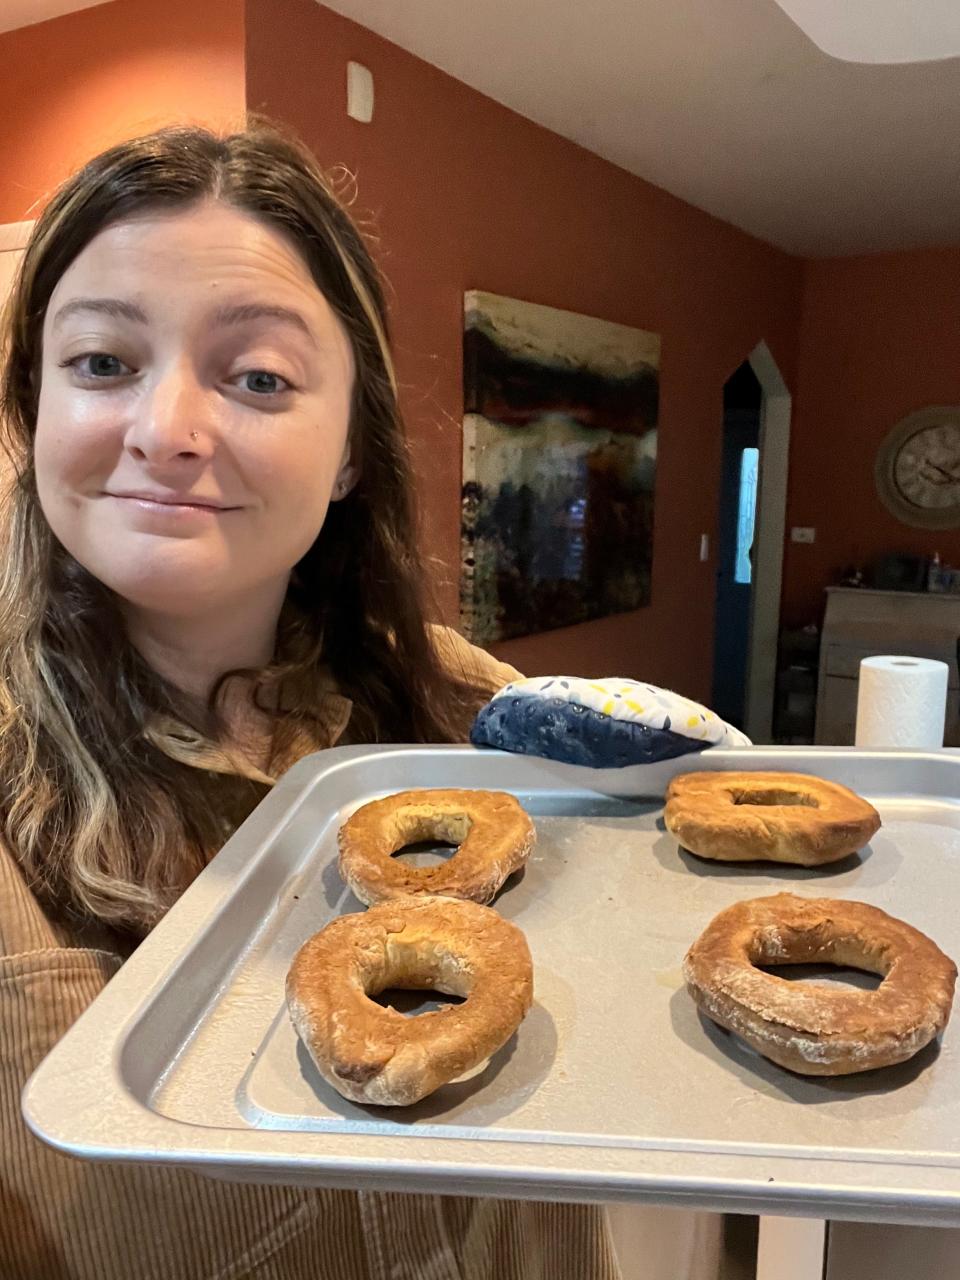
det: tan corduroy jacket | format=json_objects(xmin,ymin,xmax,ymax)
[{"xmin": 0, "ymin": 628, "xmax": 621, "ymax": 1280}]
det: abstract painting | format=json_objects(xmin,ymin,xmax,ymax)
[{"xmin": 460, "ymin": 290, "xmax": 660, "ymax": 645}]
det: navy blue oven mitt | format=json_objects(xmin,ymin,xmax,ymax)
[{"xmin": 470, "ymin": 675, "xmax": 750, "ymax": 769}]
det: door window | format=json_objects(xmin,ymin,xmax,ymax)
[{"xmin": 734, "ymin": 446, "xmax": 759, "ymax": 584}]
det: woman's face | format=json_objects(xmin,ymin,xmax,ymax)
[{"xmin": 35, "ymin": 201, "xmax": 355, "ymax": 618}]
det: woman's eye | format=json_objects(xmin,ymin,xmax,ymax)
[
  {"xmin": 238, "ymin": 370, "xmax": 292, "ymax": 396},
  {"xmin": 62, "ymin": 353, "xmax": 133, "ymax": 380}
]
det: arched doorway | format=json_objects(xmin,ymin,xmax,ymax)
[{"xmin": 713, "ymin": 341, "xmax": 792, "ymax": 743}]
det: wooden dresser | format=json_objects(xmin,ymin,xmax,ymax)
[{"xmin": 815, "ymin": 587, "xmax": 960, "ymax": 746}]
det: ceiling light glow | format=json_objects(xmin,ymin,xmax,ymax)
[{"xmin": 771, "ymin": 0, "xmax": 960, "ymax": 64}]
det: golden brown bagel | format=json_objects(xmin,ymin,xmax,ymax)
[
  {"xmin": 683, "ymin": 892, "xmax": 956, "ymax": 1075},
  {"xmin": 286, "ymin": 896, "xmax": 534, "ymax": 1105},
  {"xmin": 337, "ymin": 788, "xmax": 535, "ymax": 905},
  {"xmin": 665, "ymin": 771, "xmax": 880, "ymax": 866}
]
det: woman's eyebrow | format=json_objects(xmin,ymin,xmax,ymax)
[
  {"xmin": 51, "ymin": 298, "xmax": 317, "ymax": 345},
  {"xmin": 52, "ymin": 298, "xmax": 147, "ymax": 329},
  {"xmin": 211, "ymin": 302, "xmax": 317, "ymax": 344}
]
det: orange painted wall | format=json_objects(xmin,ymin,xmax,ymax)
[
  {"xmin": 782, "ymin": 248, "xmax": 960, "ymax": 627},
  {"xmin": 0, "ymin": 0, "xmax": 245, "ymax": 224},
  {"xmin": 246, "ymin": 0, "xmax": 803, "ymax": 698}
]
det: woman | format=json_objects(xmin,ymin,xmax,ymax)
[{"xmin": 0, "ymin": 122, "xmax": 623, "ymax": 1279}]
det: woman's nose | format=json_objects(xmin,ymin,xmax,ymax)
[{"xmin": 124, "ymin": 363, "xmax": 215, "ymax": 463}]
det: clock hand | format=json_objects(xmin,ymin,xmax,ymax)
[{"xmin": 921, "ymin": 458, "xmax": 960, "ymax": 485}]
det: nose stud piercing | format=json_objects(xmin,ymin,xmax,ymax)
[{"xmin": 189, "ymin": 430, "xmax": 199, "ymax": 442}]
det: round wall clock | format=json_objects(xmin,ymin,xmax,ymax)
[{"xmin": 875, "ymin": 406, "xmax": 960, "ymax": 530}]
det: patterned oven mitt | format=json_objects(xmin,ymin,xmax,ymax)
[{"xmin": 470, "ymin": 675, "xmax": 751, "ymax": 768}]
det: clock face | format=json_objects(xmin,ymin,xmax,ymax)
[
  {"xmin": 876, "ymin": 408, "xmax": 960, "ymax": 529},
  {"xmin": 893, "ymin": 421, "xmax": 960, "ymax": 510}
]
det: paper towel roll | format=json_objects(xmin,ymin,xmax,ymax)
[{"xmin": 855, "ymin": 655, "xmax": 949, "ymax": 749}]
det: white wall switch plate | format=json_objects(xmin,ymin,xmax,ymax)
[
  {"xmin": 791, "ymin": 526, "xmax": 816, "ymax": 543},
  {"xmin": 347, "ymin": 62, "xmax": 374, "ymax": 123}
]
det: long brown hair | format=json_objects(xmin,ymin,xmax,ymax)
[{"xmin": 0, "ymin": 120, "xmax": 484, "ymax": 932}]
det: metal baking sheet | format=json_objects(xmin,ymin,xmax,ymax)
[{"xmin": 22, "ymin": 745, "xmax": 960, "ymax": 1225}]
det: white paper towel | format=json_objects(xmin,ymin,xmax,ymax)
[{"xmin": 855, "ymin": 655, "xmax": 949, "ymax": 749}]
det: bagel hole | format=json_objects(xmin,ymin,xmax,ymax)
[
  {"xmin": 371, "ymin": 988, "xmax": 467, "ymax": 1017},
  {"xmin": 391, "ymin": 839, "xmax": 460, "ymax": 867},
  {"xmin": 732, "ymin": 789, "xmax": 819, "ymax": 808},
  {"xmin": 759, "ymin": 962, "xmax": 882, "ymax": 991}
]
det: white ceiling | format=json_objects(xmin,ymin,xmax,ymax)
[
  {"xmin": 321, "ymin": 0, "xmax": 960, "ymax": 258},
  {"xmin": 3, "ymin": 0, "xmax": 959, "ymax": 256}
]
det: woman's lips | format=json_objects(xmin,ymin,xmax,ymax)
[
  {"xmin": 103, "ymin": 492, "xmax": 240, "ymax": 520},
  {"xmin": 107, "ymin": 489, "xmax": 233, "ymax": 508}
]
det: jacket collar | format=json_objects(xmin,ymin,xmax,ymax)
[{"xmin": 145, "ymin": 676, "xmax": 354, "ymax": 785}]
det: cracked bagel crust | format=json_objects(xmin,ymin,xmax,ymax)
[
  {"xmin": 664, "ymin": 771, "xmax": 881, "ymax": 865},
  {"xmin": 337, "ymin": 788, "xmax": 536, "ymax": 905},
  {"xmin": 286, "ymin": 895, "xmax": 534, "ymax": 1105},
  {"xmin": 683, "ymin": 892, "xmax": 957, "ymax": 1075}
]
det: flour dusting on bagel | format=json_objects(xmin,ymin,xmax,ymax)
[
  {"xmin": 683, "ymin": 892, "xmax": 957, "ymax": 1075},
  {"xmin": 665, "ymin": 770, "xmax": 881, "ymax": 865}
]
